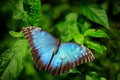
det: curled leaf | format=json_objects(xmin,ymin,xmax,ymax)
[{"xmin": 9, "ymin": 31, "xmax": 23, "ymax": 38}]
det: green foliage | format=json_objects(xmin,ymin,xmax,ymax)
[
  {"xmin": 0, "ymin": 39, "xmax": 28, "ymax": 80},
  {"xmin": 0, "ymin": 0, "xmax": 41, "ymax": 30},
  {"xmin": 57, "ymin": 12, "xmax": 108, "ymax": 53},
  {"xmin": 0, "ymin": 0, "xmax": 120, "ymax": 80},
  {"xmin": 86, "ymin": 72, "xmax": 106, "ymax": 80},
  {"xmin": 23, "ymin": 0, "xmax": 41, "ymax": 26},
  {"xmin": 3, "ymin": 0, "xmax": 28, "ymax": 30},
  {"xmin": 69, "ymin": 68, "xmax": 80, "ymax": 74}
]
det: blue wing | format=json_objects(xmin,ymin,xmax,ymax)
[
  {"xmin": 22, "ymin": 27, "xmax": 57, "ymax": 70},
  {"xmin": 48, "ymin": 43, "xmax": 94, "ymax": 75}
]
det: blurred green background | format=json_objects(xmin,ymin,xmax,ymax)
[{"xmin": 0, "ymin": 0, "xmax": 120, "ymax": 80}]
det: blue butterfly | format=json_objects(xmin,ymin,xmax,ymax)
[{"xmin": 22, "ymin": 27, "xmax": 95, "ymax": 75}]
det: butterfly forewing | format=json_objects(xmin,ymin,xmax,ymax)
[{"xmin": 22, "ymin": 27, "xmax": 57, "ymax": 71}]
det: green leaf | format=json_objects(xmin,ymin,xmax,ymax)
[
  {"xmin": 74, "ymin": 34, "xmax": 84, "ymax": 45},
  {"xmin": 0, "ymin": 39, "xmax": 28, "ymax": 80},
  {"xmin": 86, "ymin": 72, "xmax": 99, "ymax": 80},
  {"xmin": 100, "ymin": 77, "xmax": 107, "ymax": 80},
  {"xmin": 68, "ymin": 68, "xmax": 80, "ymax": 74},
  {"xmin": 89, "ymin": 30, "xmax": 109, "ymax": 38},
  {"xmin": 65, "ymin": 13, "xmax": 78, "ymax": 23},
  {"xmin": 80, "ymin": 3, "xmax": 109, "ymax": 29},
  {"xmin": 86, "ymin": 72, "xmax": 106, "ymax": 80},
  {"xmin": 86, "ymin": 75, "xmax": 93, "ymax": 80},
  {"xmin": 84, "ymin": 29, "xmax": 109, "ymax": 38},
  {"xmin": 85, "ymin": 40, "xmax": 107, "ymax": 53},
  {"xmin": 9, "ymin": 31, "xmax": 23, "ymax": 38},
  {"xmin": 84, "ymin": 29, "xmax": 96, "ymax": 36}
]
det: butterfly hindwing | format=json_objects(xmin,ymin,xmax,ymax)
[{"xmin": 48, "ymin": 43, "xmax": 94, "ymax": 75}]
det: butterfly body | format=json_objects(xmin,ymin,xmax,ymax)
[{"xmin": 22, "ymin": 27, "xmax": 95, "ymax": 75}]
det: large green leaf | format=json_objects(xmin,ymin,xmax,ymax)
[
  {"xmin": 0, "ymin": 39, "xmax": 28, "ymax": 80},
  {"xmin": 80, "ymin": 3, "xmax": 109, "ymax": 29}
]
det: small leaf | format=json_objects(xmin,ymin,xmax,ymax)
[
  {"xmin": 68, "ymin": 68, "xmax": 80, "ymax": 74},
  {"xmin": 86, "ymin": 72, "xmax": 99, "ymax": 80},
  {"xmin": 61, "ymin": 33, "xmax": 73, "ymax": 42},
  {"xmin": 100, "ymin": 77, "xmax": 107, "ymax": 80},
  {"xmin": 84, "ymin": 29, "xmax": 96, "ymax": 36},
  {"xmin": 84, "ymin": 29, "xmax": 109, "ymax": 38},
  {"xmin": 0, "ymin": 39, "xmax": 28, "ymax": 80},
  {"xmin": 89, "ymin": 30, "xmax": 109, "ymax": 38},
  {"xmin": 86, "ymin": 75, "xmax": 93, "ymax": 80},
  {"xmin": 65, "ymin": 13, "xmax": 78, "ymax": 23},
  {"xmin": 86, "ymin": 71, "xmax": 106, "ymax": 80},
  {"xmin": 80, "ymin": 3, "xmax": 109, "ymax": 29},
  {"xmin": 85, "ymin": 40, "xmax": 107, "ymax": 53},
  {"xmin": 9, "ymin": 31, "xmax": 23, "ymax": 38}
]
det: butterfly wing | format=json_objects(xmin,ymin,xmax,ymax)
[
  {"xmin": 22, "ymin": 27, "xmax": 57, "ymax": 70},
  {"xmin": 48, "ymin": 43, "xmax": 95, "ymax": 75}
]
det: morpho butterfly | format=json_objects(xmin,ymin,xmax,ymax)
[{"xmin": 22, "ymin": 27, "xmax": 95, "ymax": 76}]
